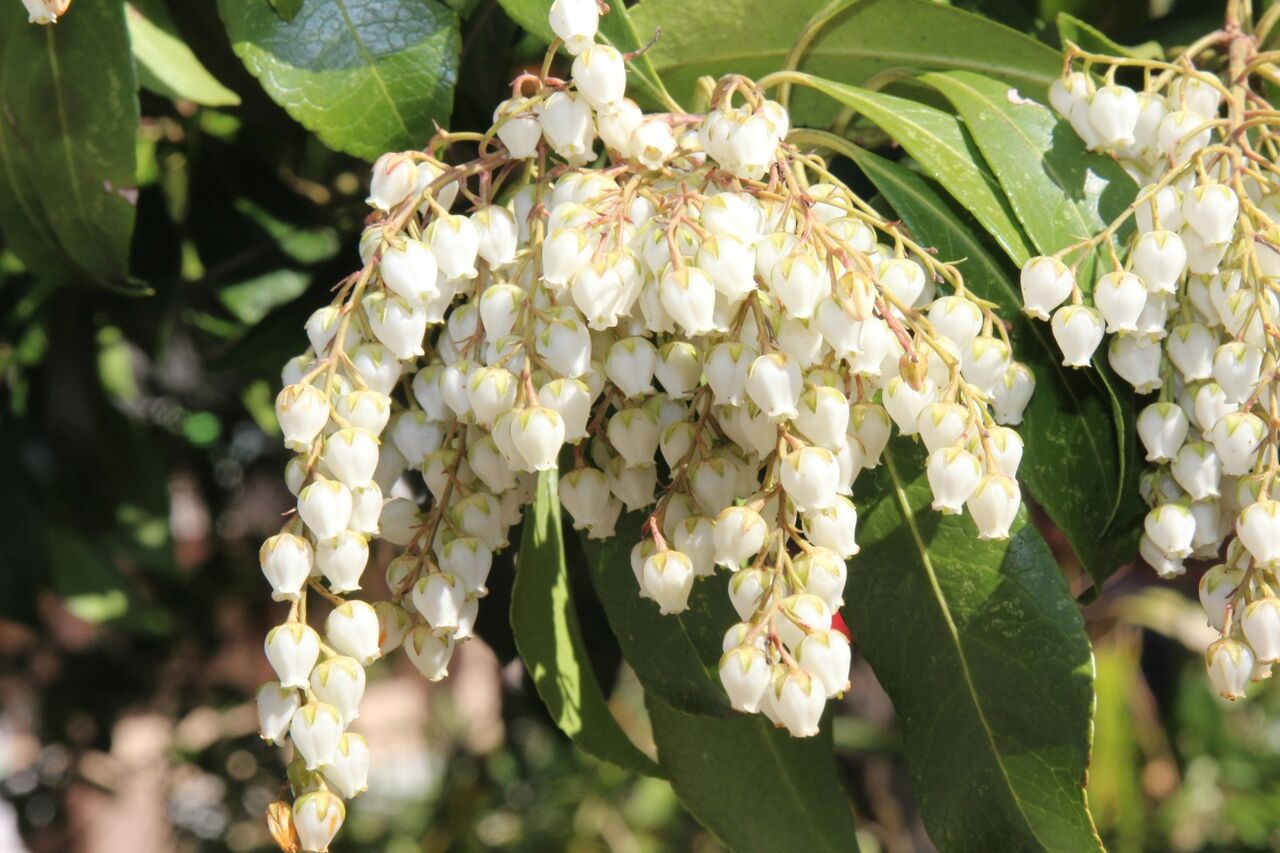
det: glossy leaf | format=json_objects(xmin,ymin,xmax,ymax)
[
  {"xmin": 269, "ymin": 0, "xmax": 306, "ymax": 21},
  {"xmin": 496, "ymin": 0, "xmax": 676, "ymax": 110},
  {"xmin": 847, "ymin": 147, "xmax": 1138, "ymax": 582},
  {"xmin": 512, "ymin": 470, "xmax": 661, "ymax": 776},
  {"xmin": 792, "ymin": 74, "xmax": 1034, "ymax": 265},
  {"xmin": 847, "ymin": 438, "xmax": 1102, "ymax": 852},
  {"xmin": 1057, "ymin": 12, "xmax": 1163, "ymax": 60},
  {"xmin": 921, "ymin": 70, "xmax": 1136, "ymax": 287},
  {"xmin": 628, "ymin": 0, "xmax": 1059, "ymax": 123},
  {"xmin": 218, "ymin": 0, "xmax": 460, "ymax": 160},
  {"xmin": 580, "ymin": 513, "xmax": 735, "ymax": 716},
  {"xmin": 0, "ymin": 0, "xmax": 140, "ymax": 288},
  {"xmin": 647, "ymin": 696, "xmax": 859, "ymax": 853},
  {"xmin": 128, "ymin": 0, "xmax": 241, "ymax": 107}
]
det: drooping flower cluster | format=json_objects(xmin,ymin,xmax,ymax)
[
  {"xmin": 1024, "ymin": 24, "xmax": 1280, "ymax": 701},
  {"xmin": 257, "ymin": 0, "xmax": 1032, "ymax": 848}
]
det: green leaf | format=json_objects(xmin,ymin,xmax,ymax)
[
  {"xmin": 512, "ymin": 470, "xmax": 661, "ymax": 776},
  {"xmin": 496, "ymin": 0, "xmax": 676, "ymax": 110},
  {"xmin": 127, "ymin": 0, "xmax": 241, "ymax": 107},
  {"xmin": 789, "ymin": 74, "xmax": 1034, "ymax": 265},
  {"xmin": 920, "ymin": 70, "xmax": 1136, "ymax": 287},
  {"xmin": 847, "ymin": 438, "xmax": 1102, "ymax": 852},
  {"xmin": 219, "ymin": 269, "xmax": 311, "ymax": 324},
  {"xmin": 647, "ymin": 696, "xmax": 859, "ymax": 853},
  {"xmin": 627, "ymin": 0, "xmax": 1059, "ymax": 124},
  {"xmin": 218, "ymin": 0, "xmax": 461, "ymax": 160},
  {"xmin": 845, "ymin": 148, "xmax": 1137, "ymax": 583},
  {"xmin": 0, "ymin": 0, "xmax": 140, "ymax": 288},
  {"xmin": 580, "ymin": 514, "xmax": 736, "ymax": 716},
  {"xmin": 269, "ymin": 0, "xmax": 306, "ymax": 21},
  {"xmin": 1056, "ymin": 12, "xmax": 1163, "ymax": 61}
]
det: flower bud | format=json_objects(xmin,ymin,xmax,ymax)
[
  {"xmin": 1171, "ymin": 441, "xmax": 1221, "ymax": 501},
  {"xmin": 1107, "ymin": 334, "xmax": 1163, "ymax": 394},
  {"xmin": 1212, "ymin": 342, "xmax": 1263, "ymax": 404},
  {"xmin": 654, "ymin": 341, "xmax": 702, "ymax": 400},
  {"xmin": 780, "ymin": 446, "xmax": 841, "ymax": 512},
  {"xmin": 673, "ymin": 515, "xmax": 717, "ymax": 577},
  {"xmin": 335, "ymin": 390, "xmax": 392, "ymax": 437},
  {"xmin": 1143, "ymin": 503, "xmax": 1195, "ymax": 560},
  {"xmin": 572, "ymin": 44, "xmax": 625, "ymax": 107},
  {"xmin": 472, "ymin": 204, "xmax": 519, "ymax": 268},
  {"xmin": 705, "ymin": 342, "xmax": 756, "ymax": 406},
  {"xmin": 1182, "ymin": 183, "xmax": 1238, "ymax": 245},
  {"xmin": 992, "ymin": 363, "xmax": 1035, "ymax": 426},
  {"xmin": 548, "ymin": 0, "xmax": 599, "ymax": 54},
  {"xmin": 380, "ymin": 240, "xmax": 439, "ymax": 305},
  {"xmin": 321, "ymin": 733, "xmax": 370, "ymax": 801},
  {"xmin": 538, "ymin": 92, "xmax": 596, "ymax": 164},
  {"xmin": 257, "ymin": 681, "xmax": 300, "ymax": 744},
  {"xmin": 1131, "ymin": 230, "xmax": 1186, "ymax": 294},
  {"xmin": 426, "ymin": 214, "xmax": 480, "ymax": 280},
  {"xmin": 1088, "ymin": 85, "xmax": 1140, "ymax": 147},
  {"xmin": 927, "ymin": 447, "xmax": 983, "ymax": 515},
  {"xmin": 363, "ymin": 292, "xmax": 427, "ymax": 359},
  {"xmin": 606, "ymin": 337, "xmax": 657, "ymax": 399}
]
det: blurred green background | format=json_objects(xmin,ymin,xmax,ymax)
[{"xmin": 2, "ymin": 0, "xmax": 1279, "ymax": 851}]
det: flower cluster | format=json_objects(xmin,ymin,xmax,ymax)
[
  {"xmin": 1026, "ymin": 31, "xmax": 1280, "ymax": 701},
  {"xmin": 258, "ymin": 0, "xmax": 1032, "ymax": 848}
]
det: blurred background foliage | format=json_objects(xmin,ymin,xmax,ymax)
[{"xmin": 1, "ymin": 0, "xmax": 1278, "ymax": 851}]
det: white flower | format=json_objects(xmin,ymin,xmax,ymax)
[
  {"xmin": 539, "ymin": 378, "xmax": 592, "ymax": 442},
  {"xmin": 771, "ymin": 670, "xmax": 825, "ymax": 737},
  {"xmin": 1048, "ymin": 72, "xmax": 1089, "ymax": 118},
  {"xmin": 256, "ymin": 681, "xmax": 300, "ymax": 744},
  {"xmin": 802, "ymin": 496, "xmax": 859, "ymax": 558},
  {"xmin": 596, "ymin": 99, "xmax": 644, "ymax": 154},
  {"xmin": 259, "ymin": 533, "xmax": 313, "ymax": 602},
  {"xmin": 1212, "ymin": 342, "xmax": 1264, "ymax": 404},
  {"xmin": 493, "ymin": 97, "xmax": 542, "ymax": 158},
  {"xmin": 315, "ymin": 531, "xmax": 369, "ymax": 593},
  {"xmin": 537, "ymin": 92, "xmax": 596, "ymax": 164},
  {"xmin": 1050, "ymin": 305, "xmax": 1104, "ymax": 367},
  {"xmin": 325, "ymin": 600, "xmax": 382, "ymax": 665},
  {"xmin": 413, "ymin": 573, "xmax": 468, "ymax": 634},
  {"xmin": 323, "ymin": 733, "xmax": 371, "ymax": 799},
  {"xmin": 1209, "ymin": 412, "xmax": 1266, "ymax": 476},
  {"xmin": 297, "ymin": 479, "xmax": 353, "ymax": 541},
  {"xmin": 511, "ymin": 406, "xmax": 567, "ymax": 471},
  {"xmin": 310, "ymin": 656, "xmax": 366, "ymax": 724},
  {"xmin": 1018, "ymin": 256, "xmax": 1080, "ymax": 318},
  {"xmin": 745, "ymin": 353, "xmax": 802, "ymax": 420},
  {"xmin": 1143, "ymin": 503, "xmax": 1195, "ymax": 560},
  {"xmin": 1136, "ymin": 402, "xmax": 1189, "ymax": 462},
  {"xmin": 796, "ymin": 629, "xmax": 852, "ymax": 697},
  {"xmin": 966, "ymin": 473, "xmax": 1020, "ymax": 540},
  {"xmin": 363, "ymin": 292, "xmax": 427, "ymax": 359},
  {"xmin": 1243, "ymin": 598, "xmax": 1280, "ymax": 663},
  {"xmin": 405, "ymin": 625, "xmax": 455, "ymax": 680},
  {"xmin": 1088, "ymin": 85, "xmax": 1140, "ymax": 147},
  {"xmin": 1182, "ymin": 183, "xmax": 1238, "ymax": 245},
  {"xmin": 321, "ymin": 428, "xmax": 380, "ymax": 489},
  {"xmin": 927, "ymin": 447, "xmax": 982, "ymax": 515},
  {"xmin": 572, "ymin": 44, "xmax": 626, "ymax": 107},
  {"xmin": 1131, "ymin": 230, "xmax": 1186, "ymax": 293},
  {"xmin": 367, "ymin": 152, "xmax": 417, "ymax": 211},
  {"xmin": 659, "ymin": 266, "xmax": 717, "ymax": 335},
  {"xmin": 380, "ymin": 240, "xmax": 439, "ymax": 305},
  {"xmin": 472, "ymin": 205, "xmax": 519, "ymax": 268},
  {"xmin": 769, "ymin": 253, "xmax": 827, "ymax": 319},
  {"xmin": 1198, "ymin": 563, "xmax": 1242, "ymax": 632},
  {"xmin": 276, "ymin": 384, "xmax": 329, "ymax": 452},
  {"xmin": 642, "ymin": 550, "xmax": 695, "ymax": 614},
  {"xmin": 1170, "ymin": 441, "xmax": 1221, "ymax": 501},
  {"xmin": 1205, "ymin": 639, "xmax": 1253, "ymax": 700},
  {"xmin": 290, "ymin": 701, "xmax": 344, "ymax": 770},
  {"xmin": 548, "ymin": 0, "xmax": 599, "ymax": 54},
  {"xmin": 713, "ymin": 506, "xmax": 768, "ymax": 567},
  {"xmin": 292, "ymin": 791, "xmax": 345, "ymax": 853},
  {"xmin": 1239, "ymin": 500, "xmax": 1280, "ymax": 568},
  {"xmin": 1093, "ymin": 271, "xmax": 1147, "ymax": 333},
  {"xmin": 426, "ymin": 214, "xmax": 480, "ymax": 280},
  {"xmin": 719, "ymin": 646, "xmax": 771, "ymax": 713},
  {"xmin": 705, "ymin": 342, "xmax": 757, "ymax": 406},
  {"xmin": 780, "ymin": 446, "xmax": 841, "ymax": 512}
]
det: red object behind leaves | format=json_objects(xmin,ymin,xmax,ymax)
[{"xmin": 832, "ymin": 611, "xmax": 853, "ymax": 642}]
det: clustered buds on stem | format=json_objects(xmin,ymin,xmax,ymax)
[
  {"xmin": 1025, "ymin": 11, "xmax": 1280, "ymax": 701},
  {"xmin": 258, "ymin": 0, "xmax": 1031, "ymax": 848}
]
